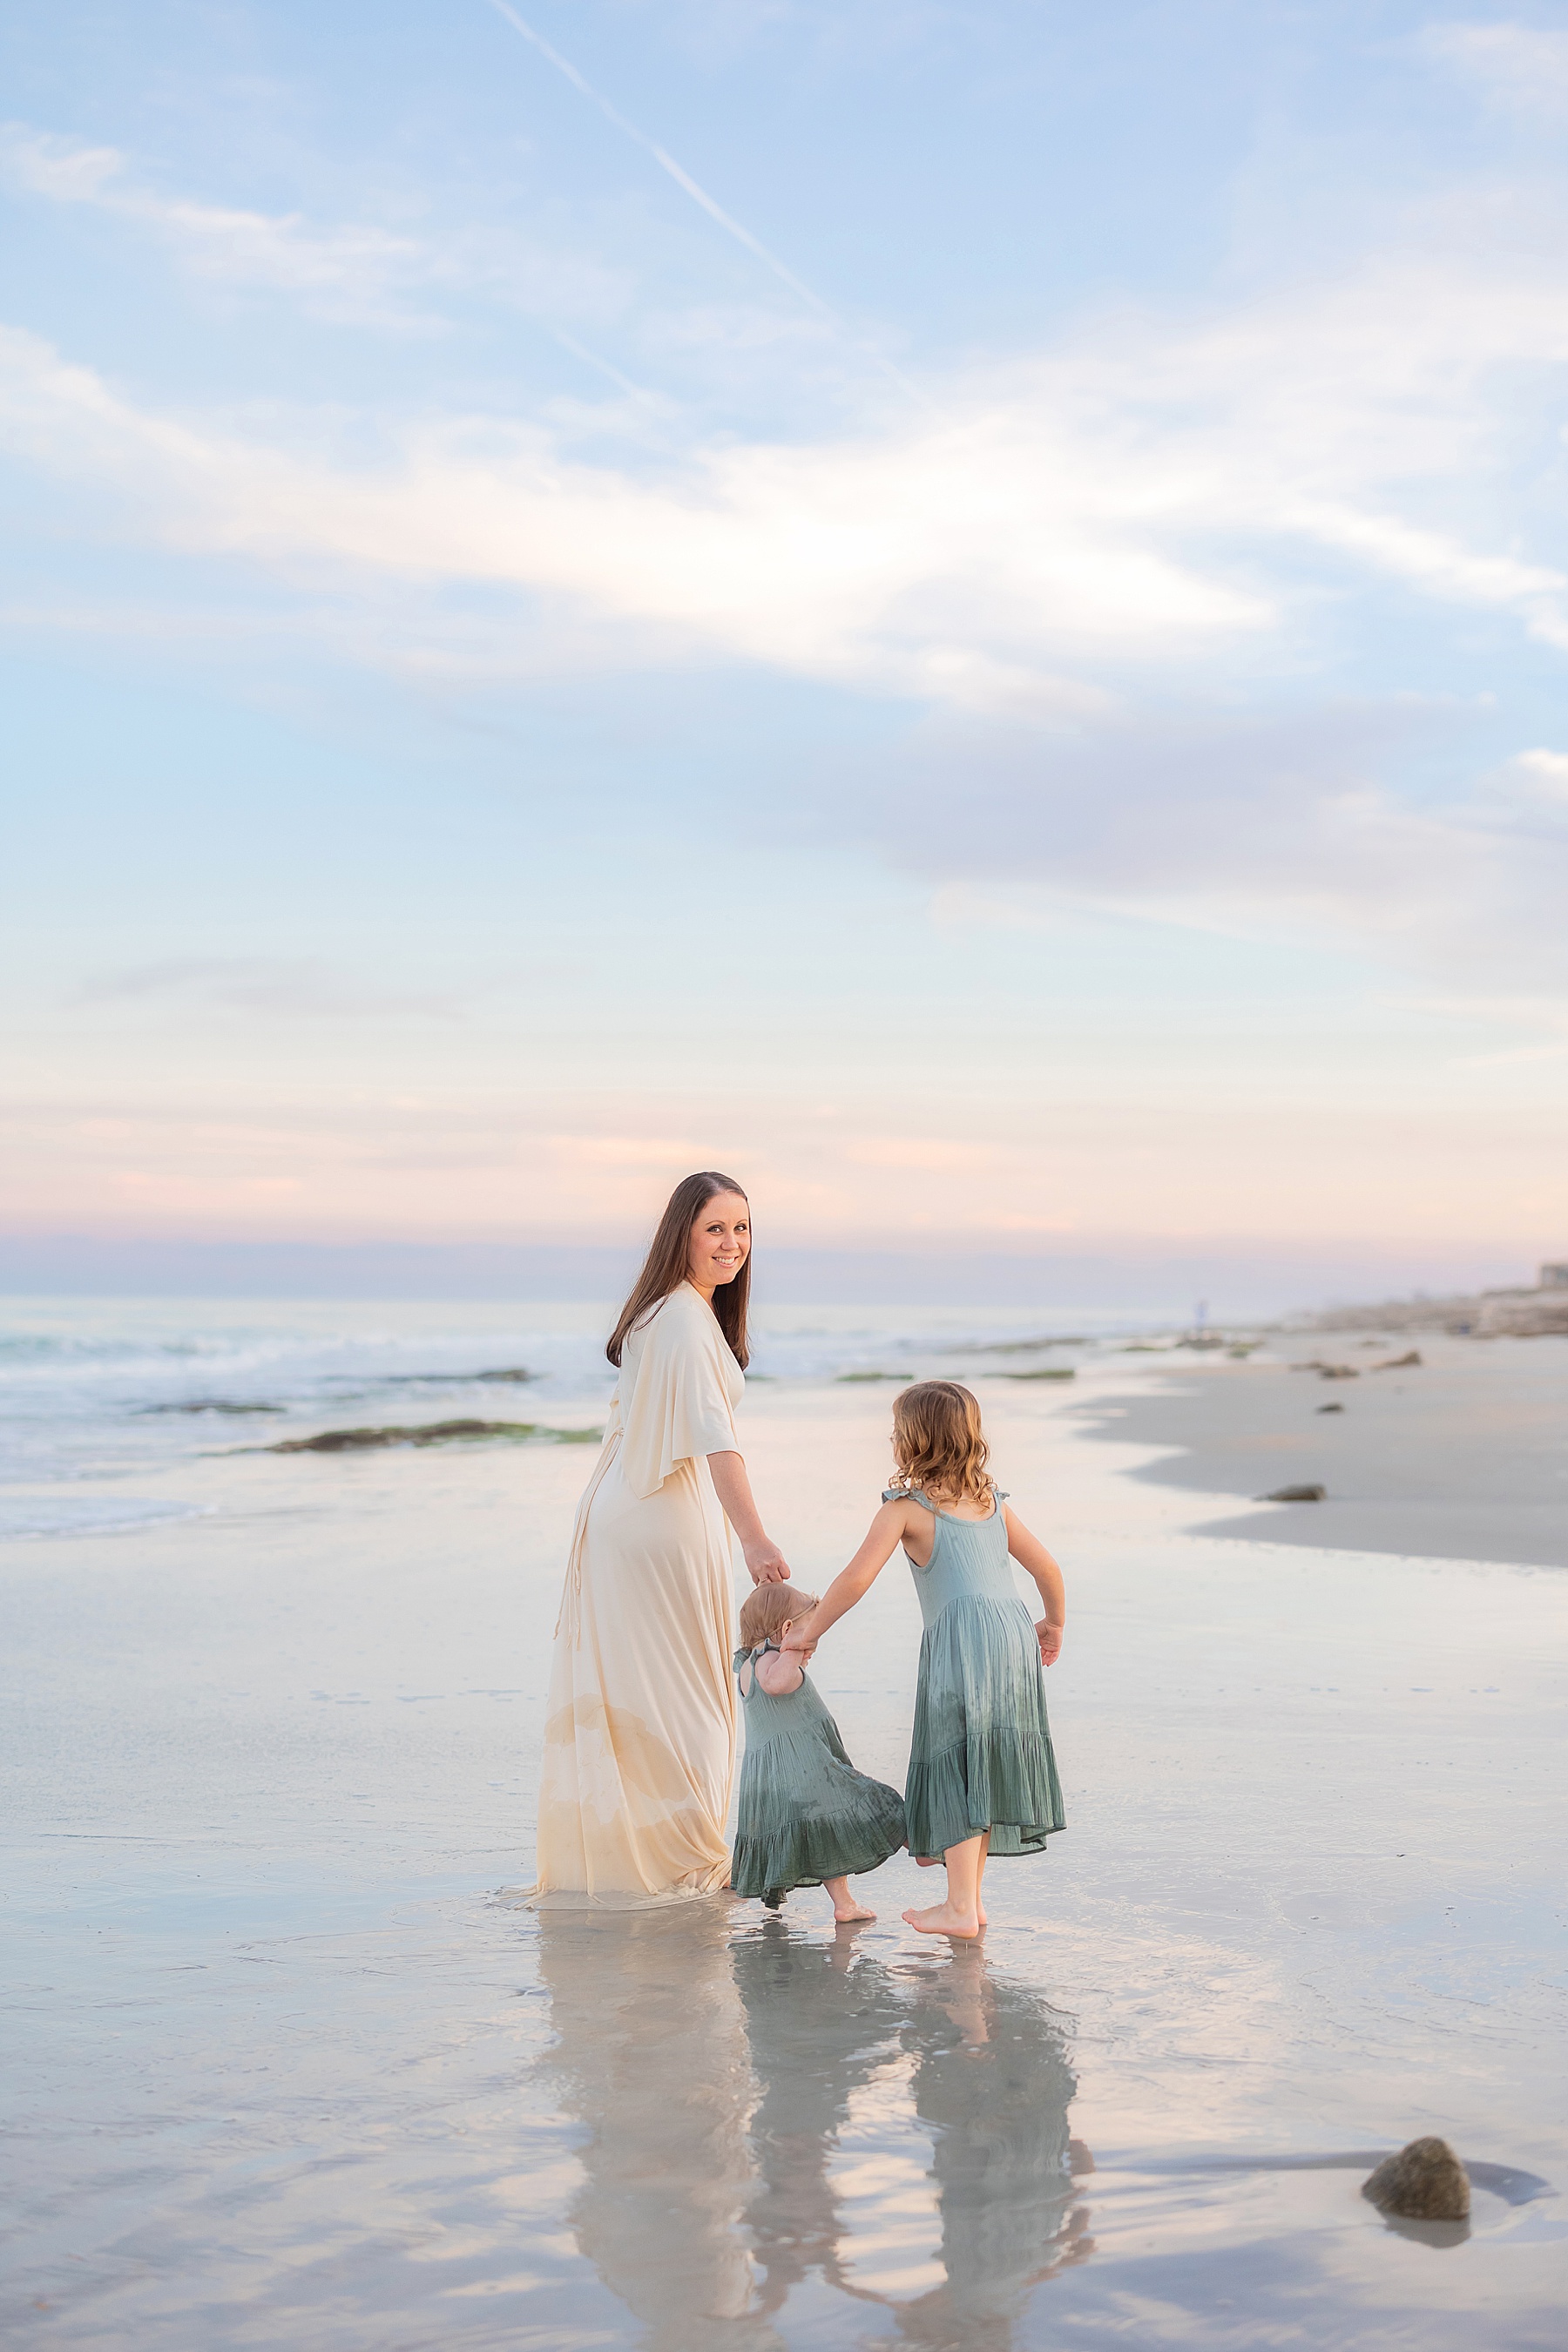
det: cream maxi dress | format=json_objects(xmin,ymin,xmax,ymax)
[{"xmin": 531, "ymin": 1282, "xmax": 746, "ymax": 1909}]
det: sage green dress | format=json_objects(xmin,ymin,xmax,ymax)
[
  {"xmin": 893, "ymin": 1485, "xmax": 1065, "ymax": 1859},
  {"xmin": 730, "ymin": 1643, "xmax": 907, "ymax": 1900}
]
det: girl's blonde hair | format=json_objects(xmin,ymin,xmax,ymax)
[
  {"xmin": 889, "ymin": 1380, "xmax": 994, "ymax": 1509},
  {"xmin": 739, "ymin": 1580, "xmax": 819, "ymax": 1649}
]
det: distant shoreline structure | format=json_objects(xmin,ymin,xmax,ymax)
[{"xmin": 1299, "ymin": 1263, "xmax": 1568, "ymax": 1339}]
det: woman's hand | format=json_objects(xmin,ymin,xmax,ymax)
[
  {"xmin": 1037, "ymin": 1619, "xmax": 1064, "ymax": 1666},
  {"xmin": 708, "ymin": 1456, "xmax": 788, "ymax": 1584},
  {"xmin": 780, "ymin": 1628, "xmax": 816, "ymax": 1659},
  {"xmin": 743, "ymin": 1536, "xmax": 790, "ymax": 1585}
]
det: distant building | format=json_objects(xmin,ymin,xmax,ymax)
[{"xmin": 1540, "ymin": 1263, "xmax": 1568, "ymax": 1290}]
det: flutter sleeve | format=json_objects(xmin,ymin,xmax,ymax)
[{"xmin": 618, "ymin": 1288, "xmax": 740, "ymax": 1499}]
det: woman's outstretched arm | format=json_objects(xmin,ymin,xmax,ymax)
[
  {"xmin": 781, "ymin": 1500, "xmax": 910, "ymax": 1650},
  {"xmin": 706, "ymin": 1450, "xmax": 789, "ymax": 1584},
  {"xmin": 1003, "ymin": 1505, "xmax": 1065, "ymax": 1664}
]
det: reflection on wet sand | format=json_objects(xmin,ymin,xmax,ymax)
[
  {"xmin": 889, "ymin": 1945, "xmax": 1092, "ymax": 2349},
  {"xmin": 535, "ymin": 1906, "xmax": 762, "ymax": 2350},
  {"xmin": 538, "ymin": 1906, "xmax": 1090, "ymax": 2349},
  {"xmin": 729, "ymin": 1922, "xmax": 913, "ymax": 2312}
]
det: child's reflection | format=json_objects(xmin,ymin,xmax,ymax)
[
  {"xmin": 729, "ymin": 1919, "xmax": 910, "ymax": 2311},
  {"xmin": 892, "ymin": 1945, "xmax": 1093, "ymax": 2349},
  {"xmin": 730, "ymin": 1926, "xmax": 1092, "ymax": 2346}
]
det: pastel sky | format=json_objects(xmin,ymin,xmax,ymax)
[{"xmin": 3, "ymin": 1, "xmax": 1567, "ymax": 1278}]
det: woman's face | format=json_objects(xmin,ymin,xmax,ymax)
[{"xmin": 687, "ymin": 1192, "xmax": 750, "ymax": 1291}]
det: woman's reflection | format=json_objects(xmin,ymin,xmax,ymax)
[{"xmin": 534, "ymin": 1906, "xmax": 765, "ymax": 2351}]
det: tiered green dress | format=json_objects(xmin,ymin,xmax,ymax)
[
  {"xmin": 893, "ymin": 1485, "xmax": 1065, "ymax": 1859},
  {"xmin": 730, "ymin": 1644, "xmax": 907, "ymax": 1901}
]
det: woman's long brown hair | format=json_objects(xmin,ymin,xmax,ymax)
[{"xmin": 606, "ymin": 1171, "xmax": 752, "ymax": 1369}]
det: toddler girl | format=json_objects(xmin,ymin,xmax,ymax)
[
  {"xmin": 731, "ymin": 1581, "xmax": 906, "ymax": 1923},
  {"xmin": 784, "ymin": 1381, "xmax": 1064, "ymax": 1940}
]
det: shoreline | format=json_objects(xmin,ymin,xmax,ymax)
[{"xmin": 1072, "ymin": 1331, "xmax": 1568, "ymax": 1570}]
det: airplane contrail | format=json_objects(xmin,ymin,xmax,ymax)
[
  {"xmin": 486, "ymin": 0, "xmax": 830, "ymax": 312},
  {"xmin": 484, "ymin": 0, "xmax": 925, "ymax": 402}
]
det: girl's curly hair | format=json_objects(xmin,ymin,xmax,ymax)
[{"xmin": 889, "ymin": 1380, "xmax": 994, "ymax": 1510}]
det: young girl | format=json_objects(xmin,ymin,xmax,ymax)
[
  {"xmin": 784, "ymin": 1382, "xmax": 1065, "ymax": 1940},
  {"xmin": 731, "ymin": 1581, "xmax": 907, "ymax": 1923}
]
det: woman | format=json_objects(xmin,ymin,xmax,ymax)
[{"xmin": 531, "ymin": 1172, "xmax": 790, "ymax": 1909}]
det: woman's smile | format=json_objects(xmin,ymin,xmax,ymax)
[{"xmin": 687, "ymin": 1194, "xmax": 750, "ymax": 1294}]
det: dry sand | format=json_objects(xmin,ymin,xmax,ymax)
[{"xmin": 1074, "ymin": 1331, "xmax": 1568, "ymax": 1569}]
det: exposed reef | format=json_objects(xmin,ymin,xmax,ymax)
[
  {"xmin": 139, "ymin": 1401, "xmax": 285, "ymax": 1416},
  {"xmin": 264, "ymin": 1419, "xmax": 602, "ymax": 1454}
]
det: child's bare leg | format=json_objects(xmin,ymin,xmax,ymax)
[
  {"xmin": 902, "ymin": 1834, "xmax": 983, "ymax": 1938},
  {"xmin": 825, "ymin": 1874, "xmax": 875, "ymax": 1923}
]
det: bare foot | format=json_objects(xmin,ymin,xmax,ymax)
[
  {"xmin": 833, "ymin": 1899, "xmax": 875, "ymax": 1923},
  {"xmin": 914, "ymin": 1858, "xmax": 984, "ymax": 1926},
  {"xmin": 902, "ymin": 1901, "xmax": 982, "ymax": 1939}
]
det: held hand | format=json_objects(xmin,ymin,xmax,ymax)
[
  {"xmin": 781, "ymin": 1630, "xmax": 816, "ymax": 1659},
  {"xmin": 744, "ymin": 1536, "xmax": 790, "ymax": 1585},
  {"xmin": 1037, "ymin": 1619, "xmax": 1064, "ymax": 1666}
]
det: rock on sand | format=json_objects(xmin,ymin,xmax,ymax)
[{"xmin": 1362, "ymin": 2138, "xmax": 1470, "ymax": 2220}]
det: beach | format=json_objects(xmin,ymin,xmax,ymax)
[
  {"xmin": 1077, "ymin": 1329, "xmax": 1568, "ymax": 1570},
  {"xmin": 2, "ymin": 1298, "xmax": 1565, "ymax": 2348}
]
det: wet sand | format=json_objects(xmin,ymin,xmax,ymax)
[
  {"xmin": 1074, "ymin": 1331, "xmax": 1568, "ymax": 1568},
  {"xmin": 3, "ymin": 1335, "xmax": 1566, "ymax": 2347}
]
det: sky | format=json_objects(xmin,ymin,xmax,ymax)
[{"xmin": 3, "ymin": 0, "xmax": 1567, "ymax": 1297}]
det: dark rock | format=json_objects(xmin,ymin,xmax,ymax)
[
  {"xmin": 1290, "ymin": 1361, "xmax": 1359, "ymax": 1379},
  {"xmin": 1259, "ymin": 1483, "xmax": 1327, "ymax": 1502},
  {"xmin": 267, "ymin": 1419, "xmax": 600, "ymax": 1454},
  {"xmin": 1372, "ymin": 1351, "xmax": 1422, "ymax": 1370},
  {"xmin": 999, "ymin": 1367, "xmax": 1076, "ymax": 1382},
  {"xmin": 1316, "ymin": 1403, "xmax": 1345, "ymax": 1414},
  {"xmin": 1362, "ymin": 2138, "xmax": 1470, "ymax": 2221}
]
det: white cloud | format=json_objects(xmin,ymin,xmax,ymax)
[
  {"xmin": 0, "ymin": 126, "xmax": 434, "ymax": 323},
  {"xmin": 0, "ymin": 125, "xmax": 632, "ymax": 333},
  {"xmin": 9, "ymin": 224, "xmax": 1568, "ymax": 686},
  {"xmin": 1423, "ymin": 21, "xmax": 1568, "ymax": 116},
  {"xmin": 6, "ymin": 111, "xmax": 1568, "ymax": 693},
  {"xmin": 1480, "ymin": 746, "xmax": 1568, "ymax": 816},
  {"xmin": 6, "ymin": 209, "xmax": 1568, "ymax": 696},
  {"xmin": 0, "ymin": 321, "xmax": 1271, "ymax": 706}
]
